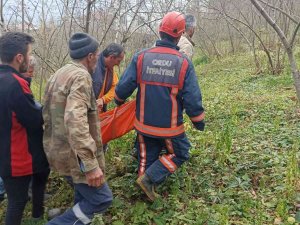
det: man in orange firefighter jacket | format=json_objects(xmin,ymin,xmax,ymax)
[{"xmin": 114, "ymin": 12, "xmax": 205, "ymax": 201}]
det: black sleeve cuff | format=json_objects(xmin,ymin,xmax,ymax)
[{"xmin": 193, "ymin": 121, "xmax": 205, "ymax": 131}]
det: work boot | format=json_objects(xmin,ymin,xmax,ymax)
[{"xmin": 136, "ymin": 174, "xmax": 159, "ymax": 202}]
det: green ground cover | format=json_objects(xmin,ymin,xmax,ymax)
[{"xmin": 0, "ymin": 51, "xmax": 299, "ymax": 225}]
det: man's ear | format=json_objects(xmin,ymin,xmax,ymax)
[
  {"xmin": 15, "ymin": 54, "xmax": 24, "ymax": 64},
  {"xmin": 87, "ymin": 53, "xmax": 94, "ymax": 61}
]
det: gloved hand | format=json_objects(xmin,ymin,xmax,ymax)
[
  {"xmin": 193, "ymin": 121, "xmax": 205, "ymax": 131},
  {"xmin": 114, "ymin": 98, "xmax": 125, "ymax": 106}
]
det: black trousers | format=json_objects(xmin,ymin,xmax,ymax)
[{"xmin": 3, "ymin": 169, "xmax": 50, "ymax": 225}]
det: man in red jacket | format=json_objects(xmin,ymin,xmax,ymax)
[{"xmin": 0, "ymin": 32, "xmax": 49, "ymax": 225}]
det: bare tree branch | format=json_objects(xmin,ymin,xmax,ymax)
[
  {"xmin": 122, "ymin": 17, "xmax": 162, "ymax": 44},
  {"xmin": 99, "ymin": 0, "xmax": 123, "ymax": 46},
  {"xmin": 33, "ymin": 49, "xmax": 56, "ymax": 73},
  {"xmin": 250, "ymin": 0, "xmax": 300, "ymax": 100},
  {"xmin": 290, "ymin": 21, "xmax": 300, "ymax": 48},
  {"xmin": 257, "ymin": 0, "xmax": 299, "ymax": 24},
  {"xmin": 85, "ymin": 0, "xmax": 96, "ymax": 33}
]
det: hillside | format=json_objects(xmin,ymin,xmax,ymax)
[{"xmin": 0, "ymin": 52, "xmax": 299, "ymax": 225}]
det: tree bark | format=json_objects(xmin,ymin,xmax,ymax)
[
  {"xmin": 0, "ymin": 0, "xmax": 4, "ymax": 33},
  {"xmin": 22, "ymin": 0, "xmax": 24, "ymax": 32},
  {"xmin": 221, "ymin": 10, "xmax": 275, "ymax": 74},
  {"xmin": 250, "ymin": 0, "xmax": 300, "ymax": 101},
  {"xmin": 85, "ymin": 0, "xmax": 95, "ymax": 33}
]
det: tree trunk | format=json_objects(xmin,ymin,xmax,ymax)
[
  {"xmin": 222, "ymin": 11, "xmax": 275, "ymax": 74},
  {"xmin": 250, "ymin": 0, "xmax": 300, "ymax": 101},
  {"xmin": 0, "ymin": 0, "xmax": 4, "ymax": 34},
  {"xmin": 21, "ymin": 0, "xmax": 24, "ymax": 32},
  {"xmin": 85, "ymin": 0, "xmax": 95, "ymax": 33},
  {"xmin": 286, "ymin": 47, "xmax": 300, "ymax": 101},
  {"xmin": 226, "ymin": 21, "xmax": 235, "ymax": 54}
]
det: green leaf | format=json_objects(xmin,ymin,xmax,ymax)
[
  {"xmin": 112, "ymin": 221, "xmax": 125, "ymax": 225},
  {"xmin": 295, "ymin": 211, "xmax": 300, "ymax": 223}
]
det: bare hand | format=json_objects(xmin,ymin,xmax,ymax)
[
  {"xmin": 85, "ymin": 167, "xmax": 104, "ymax": 187},
  {"xmin": 96, "ymin": 98, "xmax": 104, "ymax": 111}
]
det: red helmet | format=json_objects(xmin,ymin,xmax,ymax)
[{"xmin": 159, "ymin": 11, "xmax": 186, "ymax": 38}]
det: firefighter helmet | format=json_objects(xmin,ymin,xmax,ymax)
[{"xmin": 159, "ymin": 11, "xmax": 186, "ymax": 38}]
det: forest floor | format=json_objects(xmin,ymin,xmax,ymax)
[{"xmin": 0, "ymin": 51, "xmax": 299, "ymax": 225}]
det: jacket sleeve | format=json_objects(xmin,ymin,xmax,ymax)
[
  {"xmin": 101, "ymin": 70, "xmax": 119, "ymax": 104},
  {"xmin": 182, "ymin": 62, "xmax": 205, "ymax": 131},
  {"xmin": 64, "ymin": 74, "xmax": 99, "ymax": 173},
  {"xmin": 114, "ymin": 54, "xmax": 138, "ymax": 105},
  {"xmin": 10, "ymin": 80, "xmax": 43, "ymax": 131},
  {"xmin": 179, "ymin": 42, "xmax": 193, "ymax": 60}
]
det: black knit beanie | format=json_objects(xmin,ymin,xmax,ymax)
[{"xmin": 69, "ymin": 33, "xmax": 99, "ymax": 59}]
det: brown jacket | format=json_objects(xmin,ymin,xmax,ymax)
[
  {"xmin": 42, "ymin": 61, "xmax": 105, "ymax": 184},
  {"xmin": 178, "ymin": 34, "xmax": 195, "ymax": 60}
]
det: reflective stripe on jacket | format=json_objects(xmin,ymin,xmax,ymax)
[{"xmin": 115, "ymin": 40, "xmax": 205, "ymax": 138}]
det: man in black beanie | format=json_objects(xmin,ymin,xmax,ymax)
[{"xmin": 43, "ymin": 32, "xmax": 113, "ymax": 225}]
